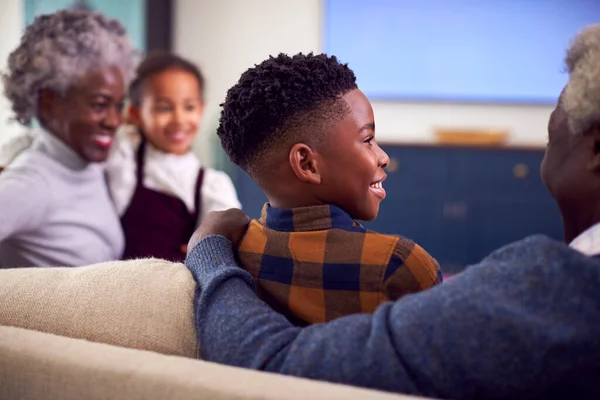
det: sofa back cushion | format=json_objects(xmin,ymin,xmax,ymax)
[{"xmin": 0, "ymin": 258, "xmax": 198, "ymax": 357}]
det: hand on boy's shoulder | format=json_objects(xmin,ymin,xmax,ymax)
[{"xmin": 187, "ymin": 208, "xmax": 251, "ymax": 255}]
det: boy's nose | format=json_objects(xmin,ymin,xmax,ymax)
[{"xmin": 377, "ymin": 146, "xmax": 390, "ymax": 169}]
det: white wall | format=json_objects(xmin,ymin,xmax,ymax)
[
  {"xmin": 0, "ymin": 0, "xmax": 26, "ymax": 143},
  {"xmin": 174, "ymin": 0, "xmax": 323, "ymax": 165},
  {"xmin": 174, "ymin": 0, "xmax": 554, "ymax": 165}
]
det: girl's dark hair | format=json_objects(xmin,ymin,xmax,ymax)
[{"xmin": 128, "ymin": 51, "xmax": 204, "ymax": 107}]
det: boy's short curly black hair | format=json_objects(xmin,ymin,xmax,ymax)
[
  {"xmin": 217, "ymin": 52, "xmax": 357, "ymax": 173},
  {"xmin": 128, "ymin": 51, "xmax": 204, "ymax": 107}
]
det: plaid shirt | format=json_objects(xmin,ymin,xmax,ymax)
[{"xmin": 237, "ymin": 204, "xmax": 443, "ymax": 325}]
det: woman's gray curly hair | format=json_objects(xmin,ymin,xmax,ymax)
[
  {"xmin": 563, "ymin": 23, "xmax": 600, "ymax": 135},
  {"xmin": 3, "ymin": 9, "xmax": 139, "ymax": 126}
]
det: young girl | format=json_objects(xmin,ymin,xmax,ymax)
[
  {"xmin": 111, "ymin": 52, "xmax": 241, "ymax": 261},
  {"xmin": 0, "ymin": 52, "xmax": 241, "ymax": 263}
]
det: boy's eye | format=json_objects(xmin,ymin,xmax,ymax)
[
  {"xmin": 185, "ymin": 104, "xmax": 197, "ymax": 112},
  {"xmin": 364, "ymin": 136, "xmax": 374, "ymax": 145}
]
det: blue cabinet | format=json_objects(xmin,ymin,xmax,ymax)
[{"xmin": 233, "ymin": 144, "xmax": 563, "ymax": 273}]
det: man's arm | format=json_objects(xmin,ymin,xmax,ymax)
[
  {"xmin": 187, "ymin": 233, "xmax": 600, "ymax": 399},
  {"xmin": 186, "ymin": 237, "xmax": 425, "ymax": 394}
]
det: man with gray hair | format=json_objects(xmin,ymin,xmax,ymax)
[
  {"xmin": 542, "ymin": 23, "xmax": 600, "ymax": 249},
  {"xmin": 184, "ymin": 24, "xmax": 600, "ymax": 399}
]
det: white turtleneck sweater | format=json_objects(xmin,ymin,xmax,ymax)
[
  {"xmin": 0, "ymin": 125, "xmax": 241, "ymax": 266},
  {"xmin": 0, "ymin": 130, "xmax": 125, "ymax": 268}
]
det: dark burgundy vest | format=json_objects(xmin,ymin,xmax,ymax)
[{"xmin": 121, "ymin": 140, "xmax": 204, "ymax": 262}]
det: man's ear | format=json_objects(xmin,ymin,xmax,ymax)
[
  {"xmin": 289, "ymin": 143, "xmax": 321, "ymax": 184},
  {"xmin": 589, "ymin": 126, "xmax": 600, "ymax": 173}
]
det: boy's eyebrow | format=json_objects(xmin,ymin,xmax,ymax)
[{"xmin": 359, "ymin": 122, "xmax": 375, "ymax": 132}]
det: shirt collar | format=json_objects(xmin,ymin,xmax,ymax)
[
  {"xmin": 569, "ymin": 222, "xmax": 600, "ymax": 256},
  {"xmin": 259, "ymin": 203, "xmax": 361, "ymax": 232}
]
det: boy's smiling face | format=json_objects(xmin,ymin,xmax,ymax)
[{"xmin": 316, "ymin": 89, "xmax": 389, "ymax": 221}]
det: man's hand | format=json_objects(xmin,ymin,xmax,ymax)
[{"xmin": 187, "ymin": 208, "xmax": 251, "ymax": 256}]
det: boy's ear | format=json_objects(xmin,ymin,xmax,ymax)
[
  {"xmin": 289, "ymin": 143, "xmax": 321, "ymax": 184},
  {"xmin": 589, "ymin": 125, "xmax": 600, "ymax": 173},
  {"xmin": 127, "ymin": 105, "xmax": 142, "ymax": 126}
]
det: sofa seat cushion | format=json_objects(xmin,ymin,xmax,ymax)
[{"xmin": 0, "ymin": 325, "xmax": 420, "ymax": 400}]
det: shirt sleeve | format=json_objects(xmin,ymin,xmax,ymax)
[
  {"xmin": 0, "ymin": 169, "xmax": 51, "ymax": 241},
  {"xmin": 186, "ymin": 235, "xmax": 600, "ymax": 399},
  {"xmin": 0, "ymin": 131, "xmax": 36, "ymax": 168},
  {"xmin": 199, "ymin": 169, "xmax": 242, "ymax": 222},
  {"xmin": 382, "ymin": 239, "xmax": 443, "ymax": 300}
]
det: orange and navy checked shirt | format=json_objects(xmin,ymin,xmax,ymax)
[{"xmin": 236, "ymin": 204, "xmax": 443, "ymax": 325}]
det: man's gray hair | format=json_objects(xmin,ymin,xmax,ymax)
[
  {"xmin": 563, "ymin": 23, "xmax": 600, "ymax": 135},
  {"xmin": 2, "ymin": 9, "xmax": 139, "ymax": 126}
]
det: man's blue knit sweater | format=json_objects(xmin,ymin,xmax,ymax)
[{"xmin": 186, "ymin": 234, "xmax": 600, "ymax": 399}]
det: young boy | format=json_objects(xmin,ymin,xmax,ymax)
[{"xmin": 217, "ymin": 53, "xmax": 442, "ymax": 325}]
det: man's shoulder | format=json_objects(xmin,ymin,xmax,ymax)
[
  {"xmin": 484, "ymin": 235, "xmax": 577, "ymax": 263},
  {"xmin": 474, "ymin": 234, "xmax": 600, "ymax": 279}
]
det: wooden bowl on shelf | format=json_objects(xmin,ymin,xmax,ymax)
[{"xmin": 434, "ymin": 128, "xmax": 509, "ymax": 147}]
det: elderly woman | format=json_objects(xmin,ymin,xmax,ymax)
[
  {"xmin": 184, "ymin": 24, "xmax": 600, "ymax": 399},
  {"xmin": 0, "ymin": 9, "xmax": 137, "ymax": 267}
]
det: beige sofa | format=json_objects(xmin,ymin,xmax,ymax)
[{"xmin": 0, "ymin": 259, "xmax": 427, "ymax": 400}]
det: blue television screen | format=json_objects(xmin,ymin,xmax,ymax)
[{"xmin": 324, "ymin": 0, "xmax": 600, "ymax": 104}]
